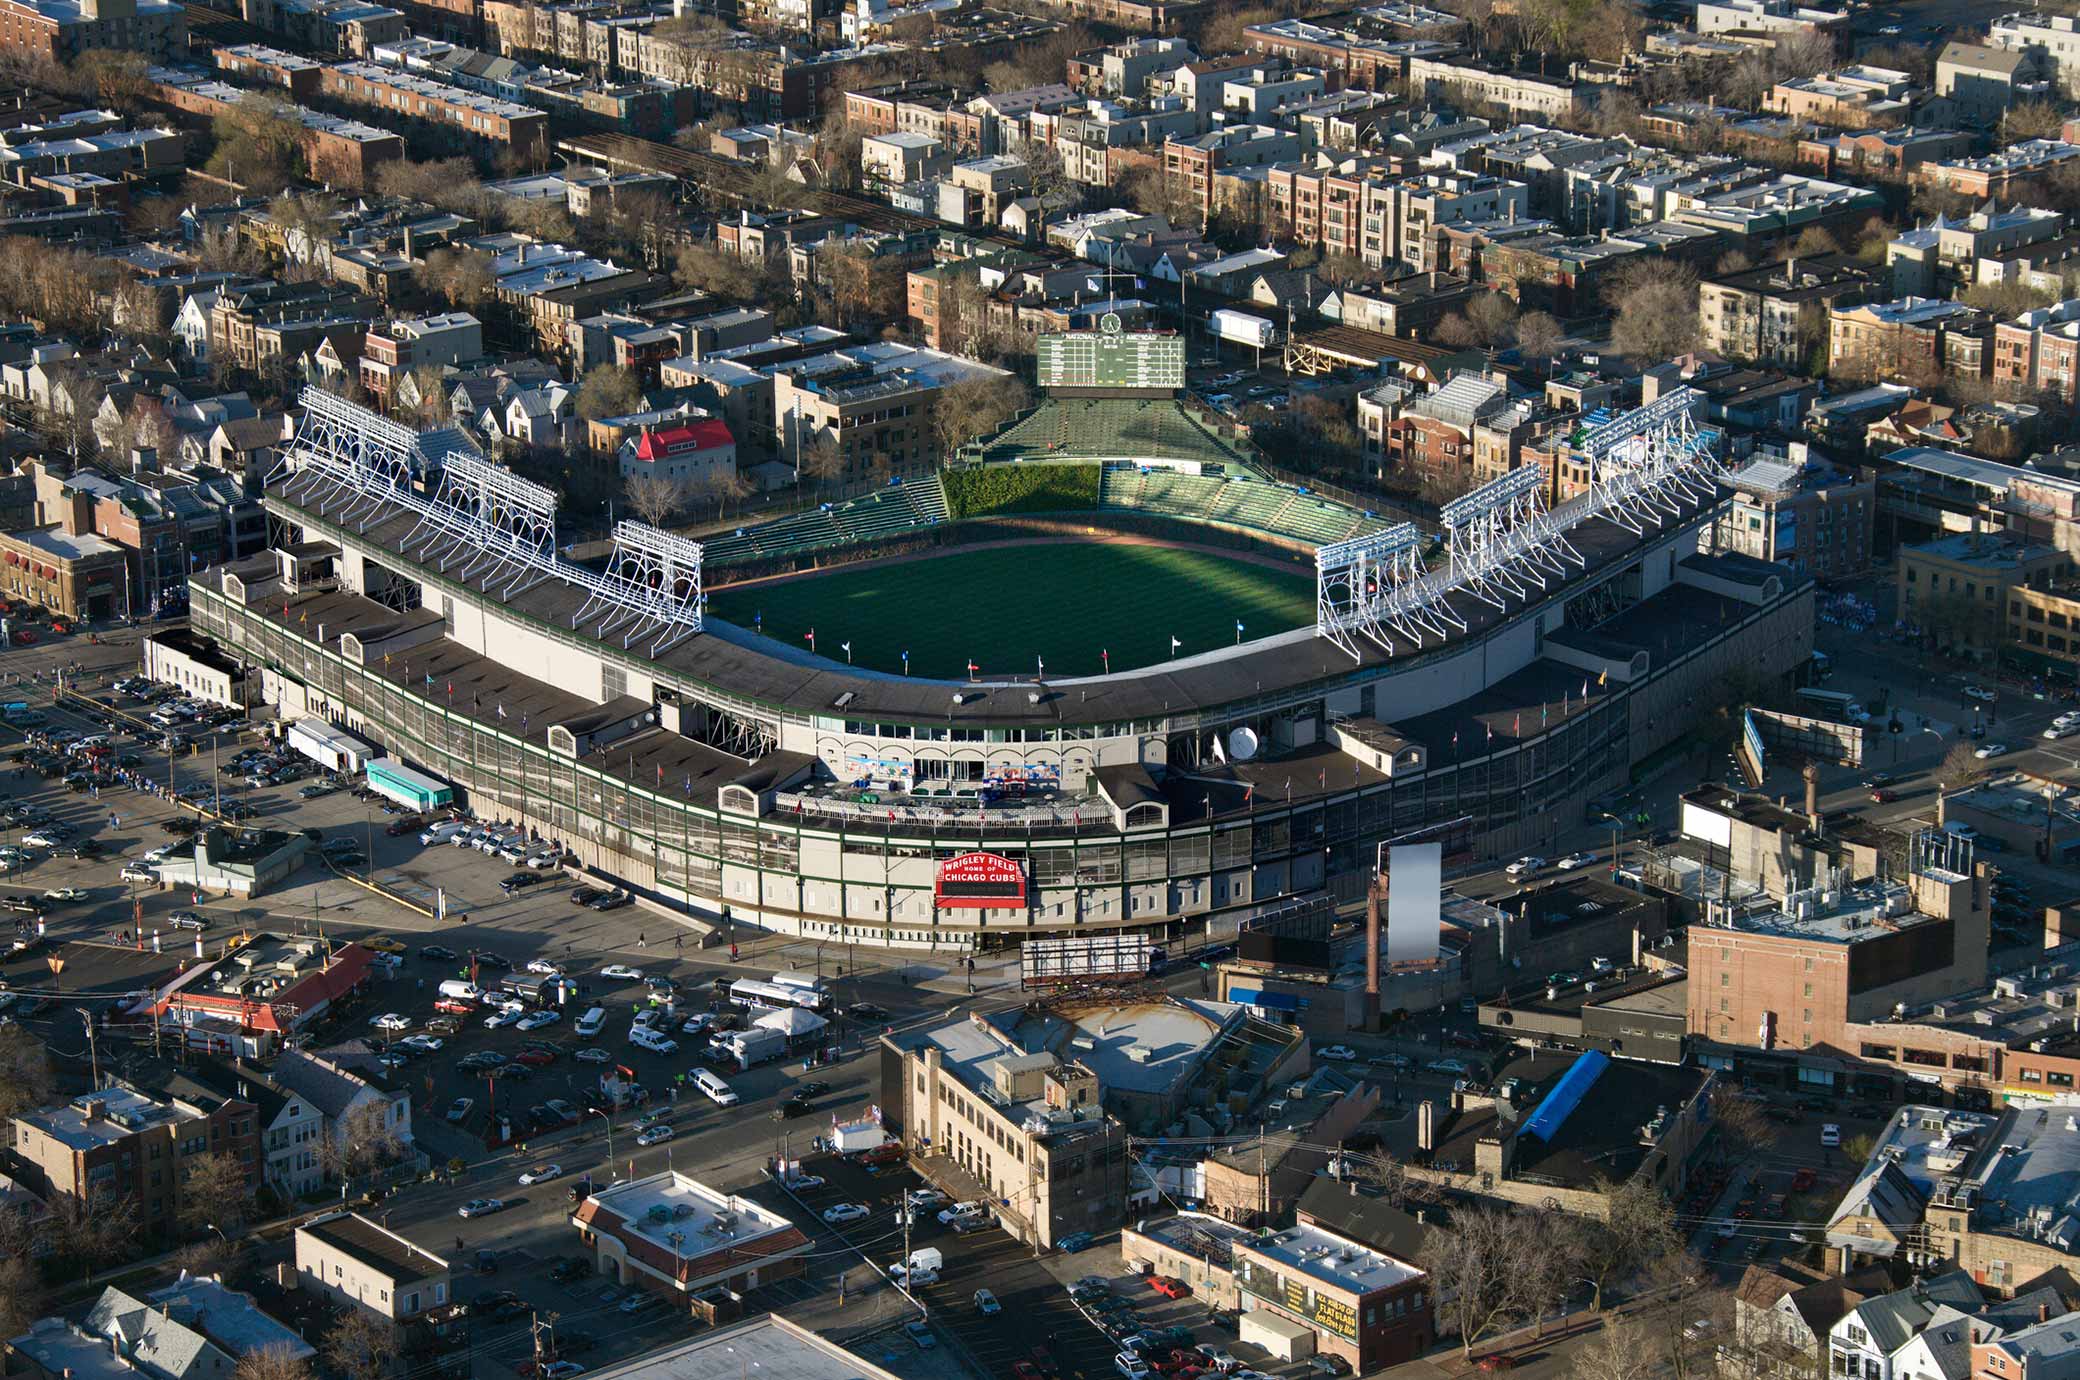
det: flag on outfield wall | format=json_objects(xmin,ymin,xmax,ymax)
[
  {"xmin": 1101, "ymin": 649, "xmax": 1110, "ymax": 672},
  {"xmin": 1170, "ymin": 636, "xmax": 1181, "ymax": 653},
  {"xmin": 497, "ymin": 703, "xmax": 506, "ymax": 719},
  {"xmin": 805, "ymin": 629, "xmax": 816, "ymax": 652},
  {"xmin": 966, "ymin": 659, "xmax": 978, "ymax": 679}
]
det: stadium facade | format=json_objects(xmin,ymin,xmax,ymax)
[{"xmin": 190, "ymin": 383, "xmax": 1812, "ymax": 953}]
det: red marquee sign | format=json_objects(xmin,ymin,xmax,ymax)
[{"xmin": 935, "ymin": 851, "xmax": 1026, "ymax": 910}]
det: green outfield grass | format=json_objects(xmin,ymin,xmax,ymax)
[{"xmin": 708, "ymin": 542, "xmax": 1316, "ymax": 678}]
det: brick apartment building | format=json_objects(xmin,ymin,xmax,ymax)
[
  {"xmin": 1683, "ymin": 794, "xmax": 1991, "ymax": 1060},
  {"xmin": 0, "ymin": 0, "xmax": 184, "ymax": 64},
  {"xmin": 150, "ymin": 72, "xmax": 404, "ymax": 188},
  {"xmin": 1992, "ymin": 298, "xmax": 2080, "ymax": 404},
  {"xmin": 1700, "ymin": 253, "xmax": 1882, "ymax": 368},
  {"xmin": 319, "ymin": 62, "xmax": 549, "ymax": 164},
  {"xmin": 13, "ymin": 1087, "xmax": 257, "ymax": 1236},
  {"xmin": 359, "ymin": 312, "xmax": 483, "ymax": 410}
]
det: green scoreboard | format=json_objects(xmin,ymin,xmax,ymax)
[{"xmin": 1037, "ymin": 314, "xmax": 1186, "ymax": 392}]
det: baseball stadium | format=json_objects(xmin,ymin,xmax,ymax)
[{"xmin": 182, "ymin": 325, "xmax": 1814, "ymax": 952}]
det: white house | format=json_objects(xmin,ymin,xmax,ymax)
[{"xmin": 173, "ymin": 292, "xmax": 219, "ymax": 364}]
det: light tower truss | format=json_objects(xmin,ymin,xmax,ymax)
[
  {"xmin": 1575, "ymin": 389, "xmax": 1723, "ymax": 534},
  {"xmin": 1315, "ymin": 389, "xmax": 1719, "ymax": 662},
  {"xmin": 1315, "ymin": 523, "xmax": 1449, "ymax": 660},
  {"xmin": 406, "ymin": 452, "xmax": 561, "ymax": 597},
  {"xmin": 1439, "ymin": 464, "xmax": 1580, "ymax": 613},
  {"xmin": 270, "ymin": 387, "xmax": 421, "ymax": 526},
  {"xmin": 572, "ymin": 521, "xmax": 706, "ymax": 656},
  {"xmin": 267, "ymin": 389, "xmax": 706, "ymax": 656}
]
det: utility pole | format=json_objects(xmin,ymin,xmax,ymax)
[{"xmin": 81, "ymin": 1009, "xmax": 99, "ymax": 1090}]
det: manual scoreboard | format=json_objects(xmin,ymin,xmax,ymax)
[{"xmin": 1037, "ymin": 314, "xmax": 1186, "ymax": 392}]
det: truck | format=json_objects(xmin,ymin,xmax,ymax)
[
  {"xmin": 832, "ymin": 1114, "xmax": 891, "ymax": 1156},
  {"xmin": 724, "ymin": 1025, "xmax": 786, "ymax": 1071}
]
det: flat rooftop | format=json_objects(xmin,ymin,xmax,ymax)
[
  {"xmin": 1429, "ymin": 1049, "xmax": 1709, "ymax": 1189},
  {"xmin": 1060, "ymin": 999, "xmax": 1238, "ymax": 1094},
  {"xmin": 299, "ymin": 1212, "xmax": 446, "ymax": 1282},
  {"xmin": 25, "ymin": 1088, "xmax": 189, "ymax": 1150},
  {"xmin": 1242, "ymin": 1219, "xmax": 1422, "ymax": 1296},
  {"xmin": 584, "ymin": 1171, "xmax": 795, "ymax": 1260},
  {"xmin": 1718, "ymin": 877, "xmax": 1951, "ymax": 944}
]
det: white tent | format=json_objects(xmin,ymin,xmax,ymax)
[{"xmin": 754, "ymin": 1007, "xmax": 827, "ymax": 1038}]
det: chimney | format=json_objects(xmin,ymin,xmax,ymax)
[
  {"xmin": 1418, "ymin": 1099, "xmax": 1436, "ymax": 1152},
  {"xmin": 1804, "ymin": 762, "xmax": 1822, "ymax": 836},
  {"xmin": 2042, "ymin": 1303, "xmax": 2051, "ymax": 1323}
]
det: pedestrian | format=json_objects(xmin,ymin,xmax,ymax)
[{"xmin": 638, "ymin": 932, "xmax": 646, "ymax": 947}]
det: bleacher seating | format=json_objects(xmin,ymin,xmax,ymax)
[
  {"xmin": 703, "ymin": 479, "xmax": 949, "ymax": 567},
  {"xmin": 971, "ymin": 398, "xmax": 1256, "ymax": 469},
  {"xmin": 1096, "ymin": 465, "xmax": 1392, "ymax": 548}
]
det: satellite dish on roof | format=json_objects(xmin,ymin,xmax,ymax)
[{"xmin": 1226, "ymin": 727, "xmax": 1259, "ymax": 762}]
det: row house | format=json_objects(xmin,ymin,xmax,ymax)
[
  {"xmin": 149, "ymin": 70, "xmax": 404, "ymax": 189},
  {"xmin": 209, "ymin": 282, "xmax": 376, "ymax": 376},
  {"xmin": 1163, "ymin": 125, "xmax": 1299, "ymax": 222},
  {"xmin": 1918, "ymin": 140, "xmax": 2080, "ymax": 200},
  {"xmin": 318, "ymin": 62, "xmax": 550, "ymax": 165},
  {"xmin": 1829, "ymin": 296, "xmax": 1993, "ymax": 387},
  {"xmin": 1799, "ymin": 127, "xmax": 1976, "ymax": 181},
  {"xmin": 1699, "ymin": 253, "xmax": 1885, "ymax": 369},
  {"xmin": 1243, "ymin": 14, "xmax": 1464, "ymax": 91},
  {"xmin": 1887, "ymin": 204, "xmax": 2066, "ymax": 298},
  {"xmin": 1382, "ymin": 371, "xmax": 1536, "ymax": 491},
  {"xmin": 1991, "ymin": 297, "xmax": 2080, "ymax": 405},
  {"xmin": 241, "ymin": 0, "xmax": 406, "ymax": 56},
  {"xmin": 358, "ymin": 311, "xmax": 483, "ymax": 411}
]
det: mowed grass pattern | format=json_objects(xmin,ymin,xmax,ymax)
[{"xmin": 707, "ymin": 543, "xmax": 1317, "ymax": 678}]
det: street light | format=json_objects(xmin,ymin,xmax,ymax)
[
  {"xmin": 590, "ymin": 1106, "xmax": 615, "ymax": 1179},
  {"xmin": 1599, "ymin": 812, "xmax": 1624, "ymax": 882}
]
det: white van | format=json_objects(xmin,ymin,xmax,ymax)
[
  {"xmin": 420, "ymin": 820, "xmax": 469, "ymax": 846},
  {"xmin": 693, "ymin": 1069, "xmax": 739, "ymax": 1106},
  {"xmin": 438, "ymin": 980, "xmax": 484, "ymax": 1003},
  {"xmin": 575, "ymin": 1006, "xmax": 605, "ymax": 1038}
]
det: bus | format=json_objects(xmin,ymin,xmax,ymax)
[
  {"xmin": 728, "ymin": 978, "xmax": 827, "ymax": 1014},
  {"xmin": 1793, "ymin": 687, "xmax": 1869, "ymax": 723},
  {"xmin": 768, "ymin": 971, "xmax": 831, "ymax": 1009}
]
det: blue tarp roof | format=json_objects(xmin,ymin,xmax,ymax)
[
  {"xmin": 1226, "ymin": 988, "xmax": 1303, "ymax": 1010},
  {"xmin": 1522, "ymin": 1049, "xmax": 1609, "ymax": 1143}
]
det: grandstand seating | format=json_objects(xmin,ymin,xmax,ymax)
[{"xmin": 704, "ymin": 478, "xmax": 949, "ymax": 566}]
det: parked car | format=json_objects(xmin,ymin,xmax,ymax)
[{"xmin": 445, "ymin": 1097, "xmax": 474, "ymax": 1122}]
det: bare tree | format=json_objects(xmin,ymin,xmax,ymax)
[
  {"xmin": 319, "ymin": 1102, "xmax": 407, "ymax": 1184},
  {"xmin": 800, "ymin": 435, "xmax": 844, "ymax": 497},
  {"xmin": 49, "ymin": 1194, "xmax": 138, "ymax": 1274},
  {"xmin": 1936, "ymin": 742, "xmax": 1987, "ymax": 792},
  {"xmin": 1577, "ymin": 1176, "xmax": 1680, "ymax": 1308},
  {"xmin": 1422, "ymin": 1205, "xmax": 1528, "ymax": 1358},
  {"xmin": 933, "ymin": 373, "xmax": 1032, "ymax": 457},
  {"xmin": 1352, "ymin": 1153, "xmax": 1442, "ymax": 1210},
  {"xmin": 1463, "ymin": 292, "xmax": 1520, "ymax": 347},
  {"xmin": 178, "ymin": 1152, "xmax": 252, "ymax": 1236},
  {"xmin": 1515, "ymin": 310, "xmax": 1565, "ymax": 368},
  {"xmin": 1709, "ymin": 1090, "xmax": 1772, "ymax": 1168},
  {"xmin": 0, "ymin": 1026, "xmax": 53, "ymax": 1122},
  {"xmin": 1636, "ymin": 1250, "xmax": 1730, "ymax": 1380},
  {"xmin": 1608, "ymin": 261, "xmax": 1702, "ymax": 361},
  {"xmin": 1571, "ymin": 1314, "xmax": 1663, "ymax": 1380},
  {"xmin": 234, "ymin": 1345, "xmax": 314, "ymax": 1380},
  {"xmin": 0, "ymin": 1253, "xmax": 44, "ymax": 1340},
  {"xmin": 624, "ymin": 471, "xmax": 689, "ymax": 527},
  {"xmin": 1517, "ymin": 1210, "xmax": 1586, "ymax": 1335},
  {"xmin": 573, "ymin": 364, "xmax": 644, "ymax": 422},
  {"xmin": 323, "ymin": 1308, "xmax": 399, "ymax": 1380}
]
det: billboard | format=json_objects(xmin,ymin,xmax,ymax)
[
  {"xmin": 1037, "ymin": 317, "xmax": 1186, "ymax": 391},
  {"xmin": 1021, "ymin": 933, "xmax": 1151, "ymax": 986},
  {"xmin": 1384, "ymin": 842, "xmax": 1443, "ymax": 965},
  {"xmin": 935, "ymin": 851, "xmax": 1026, "ymax": 910}
]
